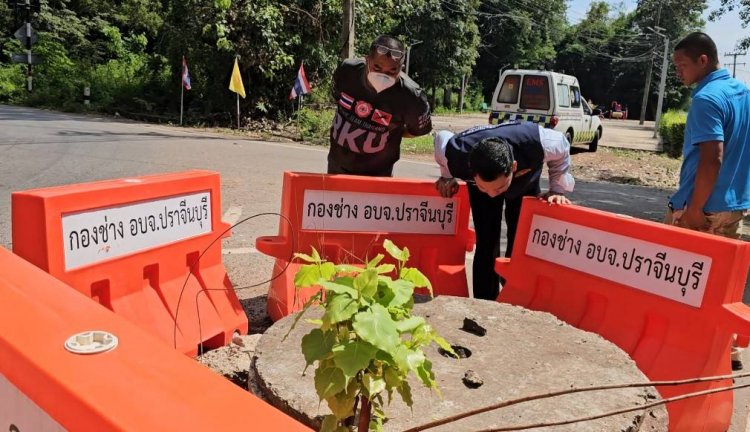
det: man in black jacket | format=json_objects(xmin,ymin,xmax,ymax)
[
  {"xmin": 328, "ymin": 35, "xmax": 432, "ymax": 176},
  {"xmin": 434, "ymin": 122, "xmax": 575, "ymax": 300}
]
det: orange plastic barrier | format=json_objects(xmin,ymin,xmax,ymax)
[
  {"xmin": 0, "ymin": 246, "xmax": 309, "ymax": 432},
  {"xmin": 495, "ymin": 198, "xmax": 750, "ymax": 431},
  {"xmin": 11, "ymin": 170, "xmax": 248, "ymax": 356},
  {"xmin": 256, "ymin": 171, "xmax": 475, "ymax": 321}
]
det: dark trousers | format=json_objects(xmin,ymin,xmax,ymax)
[{"xmin": 468, "ymin": 181, "xmax": 540, "ymax": 300}]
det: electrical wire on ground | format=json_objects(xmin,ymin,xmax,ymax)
[
  {"xmin": 171, "ymin": 212, "xmax": 295, "ymax": 353},
  {"xmin": 406, "ymin": 371, "xmax": 750, "ymax": 431}
]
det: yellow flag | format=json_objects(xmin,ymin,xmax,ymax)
[{"xmin": 229, "ymin": 58, "xmax": 246, "ymax": 98}]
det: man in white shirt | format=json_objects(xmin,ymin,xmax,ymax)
[{"xmin": 433, "ymin": 121, "xmax": 575, "ymax": 300}]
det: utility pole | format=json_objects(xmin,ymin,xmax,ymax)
[
  {"xmin": 405, "ymin": 39, "xmax": 422, "ymax": 76},
  {"xmin": 651, "ymin": 27, "xmax": 669, "ymax": 139},
  {"xmin": 10, "ymin": 0, "xmax": 40, "ymax": 92},
  {"xmin": 341, "ymin": 0, "xmax": 355, "ymax": 59},
  {"xmin": 725, "ymin": 52, "xmax": 747, "ymax": 78},
  {"xmin": 639, "ymin": 0, "xmax": 663, "ymax": 125}
]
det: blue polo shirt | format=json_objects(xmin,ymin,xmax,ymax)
[{"xmin": 670, "ymin": 68, "xmax": 750, "ymax": 212}]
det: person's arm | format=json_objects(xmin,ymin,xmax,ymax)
[
  {"xmin": 330, "ymin": 63, "xmax": 343, "ymax": 102},
  {"xmin": 538, "ymin": 126, "xmax": 575, "ymax": 204},
  {"xmin": 404, "ymin": 90, "xmax": 432, "ymax": 137},
  {"xmin": 682, "ymin": 141, "xmax": 723, "ymax": 229},
  {"xmin": 433, "ymin": 131, "xmax": 458, "ymax": 197},
  {"xmin": 680, "ymin": 95, "xmax": 725, "ymax": 228}
]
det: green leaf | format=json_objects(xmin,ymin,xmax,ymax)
[
  {"xmin": 320, "ymin": 415, "xmax": 338, "ymax": 432},
  {"xmin": 368, "ymin": 254, "xmax": 385, "ymax": 267},
  {"xmin": 393, "ymin": 345, "xmax": 426, "ymax": 373},
  {"xmin": 416, "ymin": 359, "xmax": 437, "ymax": 390},
  {"xmin": 332, "ymin": 340, "xmax": 377, "ymax": 379},
  {"xmin": 376, "ymin": 277, "xmax": 395, "ymax": 306},
  {"xmin": 311, "ymin": 247, "xmax": 321, "ymax": 262},
  {"xmin": 383, "ymin": 365, "xmax": 404, "ymax": 388},
  {"xmin": 294, "ymin": 263, "xmax": 321, "ymax": 288},
  {"xmin": 362, "ymin": 373, "xmax": 386, "ymax": 397},
  {"xmin": 335, "ymin": 264, "xmax": 364, "ymax": 274},
  {"xmin": 323, "ymin": 294, "xmax": 360, "ymax": 324},
  {"xmin": 383, "ymin": 239, "xmax": 406, "ymax": 262},
  {"xmin": 400, "ymin": 267, "xmax": 433, "ymax": 296},
  {"xmin": 376, "ymin": 264, "xmax": 396, "ymax": 274},
  {"xmin": 352, "ymin": 304, "xmax": 401, "ymax": 354},
  {"xmin": 388, "ymin": 279, "xmax": 415, "ymax": 308},
  {"xmin": 314, "ymin": 366, "xmax": 347, "ymax": 400},
  {"xmin": 305, "ymin": 319, "xmax": 323, "ymax": 326},
  {"xmin": 369, "ymin": 417, "xmax": 384, "ymax": 432},
  {"xmin": 325, "ymin": 392, "xmax": 357, "ymax": 419},
  {"xmin": 395, "ymin": 316, "xmax": 425, "ymax": 333},
  {"xmin": 301, "ymin": 329, "xmax": 335, "ymax": 366},
  {"xmin": 320, "ymin": 262, "xmax": 336, "ymax": 280},
  {"xmin": 319, "ymin": 280, "xmax": 358, "ymax": 297},
  {"xmin": 432, "ymin": 334, "xmax": 455, "ymax": 356},
  {"xmin": 294, "ymin": 252, "xmax": 316, "ymax": 263},
  {"xmin": 282, "ymin": 293, "xmax": 322, "ymax": 341},
  {"xmin": 397, "ymin": 381, "xmax": 414, "ymax": 408},
  {"xmin": 354, "ymin": 269, "xmax": 378, "ymax": 299}
]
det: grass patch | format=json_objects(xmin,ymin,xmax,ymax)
[{"xmin": 401, "ymin": 134, "xmax": 434, "ymax": 154}]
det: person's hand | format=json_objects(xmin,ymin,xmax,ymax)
[
  {"xmin": 678, "ymin": 207, "xmax": 708, "ymax": 230},
  {"xmin": 538, "ymin": 191, "xmax": 571, "ymax": 205},
  {"xmin": 435, "ymin": 177, "xmax": 459, "ymax": 198}
]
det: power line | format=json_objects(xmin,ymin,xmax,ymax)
[{"xmin": 725, "ymin": 52, "xmax": 747, "ymax": 78}]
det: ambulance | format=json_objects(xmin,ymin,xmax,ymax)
[{"xmin": 490, "ymin": 69, "xmax": 603, "ymax": 152}]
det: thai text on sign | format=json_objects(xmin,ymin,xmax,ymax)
[
  {"xmin": 302, "ymin": 190, "xmax": 457, "ymax": 235},
  {"xmin": 62, "ymin": 192, "xmax": 212, "ymax": 270},
  {"xmin": 526, "ymin": 215, "xmax": 712, "ymax": 307}
]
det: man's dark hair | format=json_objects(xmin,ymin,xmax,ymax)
[
  {"xmin": 369, "ymin": 35, "xmax": 405, "ymax": 62},
  {"xmin": 469, "ymin": 138, "xmax": 514, "ymax": 181},
  {"xmin": 674, "ymin": 32, "xmax": 719, "ymax": 66}
]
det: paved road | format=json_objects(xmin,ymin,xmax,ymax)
[{"xmin": 0, "ymin": 105, "xmax": 747, "ymax": 430}]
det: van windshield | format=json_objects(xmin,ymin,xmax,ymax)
[
  {"xmin": 496, "ymin": 74, "xmax": 521, "ymax": 104},
  {"xmin": 520, "ymin": 75, "xmax": 550, "ymax": 111}
]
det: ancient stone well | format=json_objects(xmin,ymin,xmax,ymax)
[{"xmin": 252, "ymin": 296, "xmax": 668, "ymax": 431}]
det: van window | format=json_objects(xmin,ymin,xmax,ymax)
[
  {"xmin": 497, "ymin": 74, "xmax": 521, "ymax": 104},
  {"xmin": 556, "ymin": 83, "xmax": 570, "ymax": 107},
  {"xmin": 570, "ymin": 86, "xmax": 581, "ymax": 108},
  {"xmin": 520, "ymin": 75, "xmax": 550, "ymax": 110}
]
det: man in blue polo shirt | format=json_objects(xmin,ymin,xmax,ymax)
[{"xmin": 669, "ymin": 32, "xmax": 750, "ymax": 369}]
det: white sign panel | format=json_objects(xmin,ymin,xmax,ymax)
[
  {"xmin": 302, "ymin": 190, "xmax": 458, "ymax": 235},
  {"xmin": 62, "ymin": 192, "xmax": 212, "ymax": 270},
  {"xmin": 526, "ymin": 215, "xmax": 712, "ymax": 307},
  {"xmin": 0, "ymin": 374, "xmax": 66, "ymax": 432}
]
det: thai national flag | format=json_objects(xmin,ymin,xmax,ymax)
[
  {"xmin": 289, "ymin": 62, "xmax": 311, "ymax": 100},
  {"xmin": 339, "ymin": 92, "xmax": 354, "ymax": 110},
  {"xmin": 182, "ymin": 56, "xmax": 191, "ymax": 90}
]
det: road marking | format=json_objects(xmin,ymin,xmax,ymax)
[{"xmin": 222, "ymin": 206, "xmax": 243, "ymax": 226}]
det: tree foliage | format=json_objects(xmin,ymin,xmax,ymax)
[
  {"xmin": 0, "ymin": 0, "xmax": 711, "ymax": 122},
  {"xmin": 709, "ymin": 0, "xmax": 750, "ymax": 50},
  {"xmin": 553, "ymin": 0, "xmax": 704, "ymax": 120}
]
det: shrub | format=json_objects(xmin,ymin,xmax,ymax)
[
  {"xmin": 296, "ymin": 106, "xmax": 334, "ymax": 145},
  {"xmin": 658, "ymin": 110, "xmax": 687, "ymax": 158},
  {"xmin": 291, "ymin": 240, "xmax": 453, "ymax": 431}
]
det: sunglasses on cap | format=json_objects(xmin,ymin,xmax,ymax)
[{"xmin": 372, "ymin": 44, "xmax": 405, "ymax": 60}]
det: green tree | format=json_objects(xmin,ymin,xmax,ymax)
[
  {"xmin": 394, "ymin": 0, "xmax": 480, "ymax": 107},
  {"xmin": 474, "ymin": 0, "xmax": 567, "ymax": 101},
  {"xmin": 709, "ymin": 0, "xmax": 750, "ymax": 49}
]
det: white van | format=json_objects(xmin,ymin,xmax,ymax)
[{"xmin": 490, "ymin": 69, "xmax": 603, "ymax": 152}]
